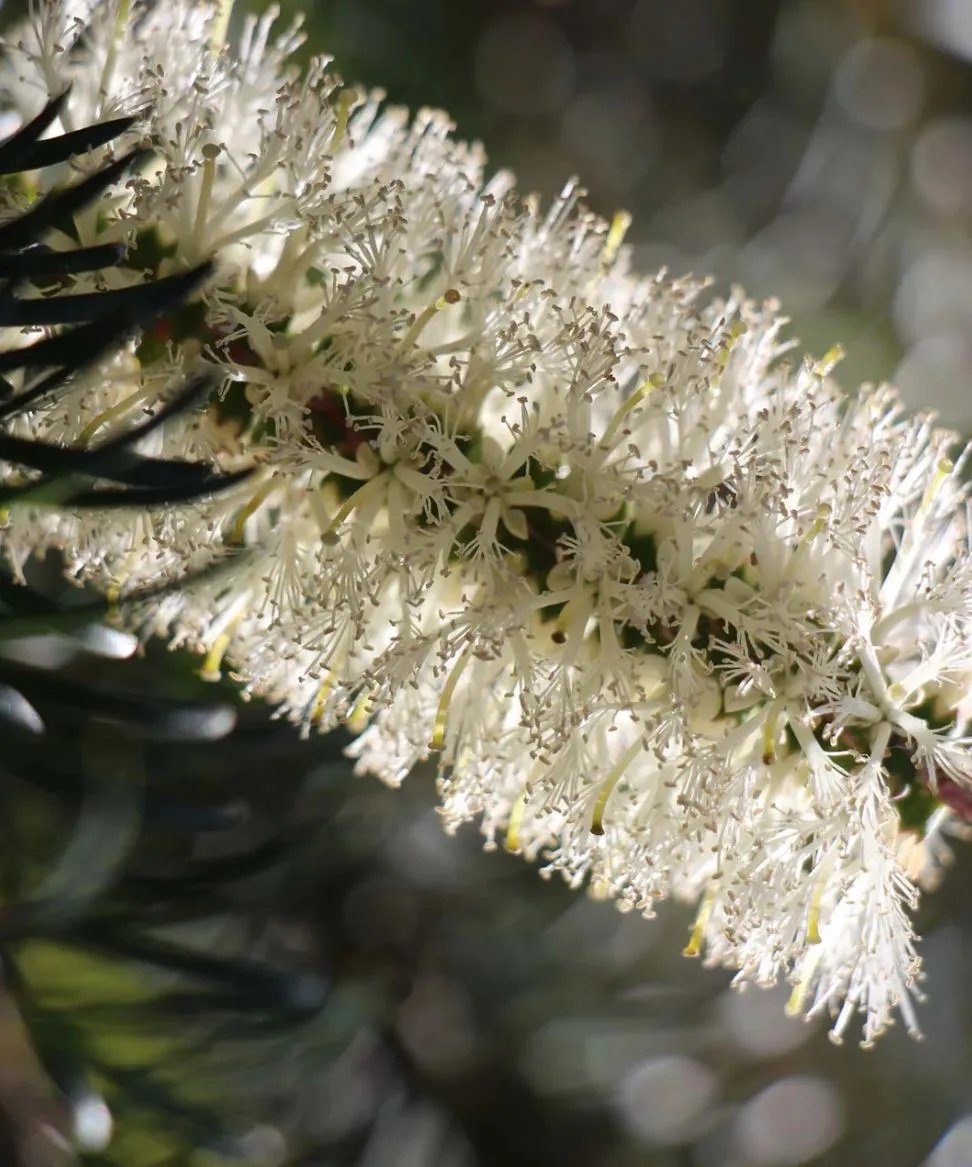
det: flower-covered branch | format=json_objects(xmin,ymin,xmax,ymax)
[{"xmin": 3, "ymin": 0, "xmax": 972, "ymax": 1044}]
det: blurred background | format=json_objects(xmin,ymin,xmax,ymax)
[
  {"xmin": 274, "ymin": 0, "xmax": 972, "ymax": 431},
  {"xmin": 7, "ymin": 1, "xmax": 972, "ymax": 1166}
]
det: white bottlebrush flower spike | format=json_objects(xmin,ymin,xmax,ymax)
[{"xmin": 3, "ymin": 0, "xmax": 972, "ymax": 1045}]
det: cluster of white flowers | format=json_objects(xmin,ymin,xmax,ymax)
[{"xmin": 3, "ymin": 0, "xmax": 972, "ymax": 1045}]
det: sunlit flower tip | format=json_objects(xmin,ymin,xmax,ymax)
[{"xmin": 4, "ymin": 0, "xmax": 972, "ymax": 1046}]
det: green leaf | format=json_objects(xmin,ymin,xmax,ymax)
[
  {"xmin": 2, "ymin": 946, "xmax": 114, "ymax": 1151},
  {"xmin": 0, "ymin": 658, "xmax": 238, "ymax": 741},
  {"xmin": 1, "ymin": 734, "xmax": 144, "ymax": 936}
]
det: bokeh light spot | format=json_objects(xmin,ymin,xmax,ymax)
[
  {"xmin": 734, "ymin": 1076, "xmax": 844, "ymax": 1166},
  {"xmin": 926, "ymin": 1116, "xmax": 972, "ymax": 1166},
  {"xmin": 718, "ymin": 984, "xmax": 815, "ymax": 1059},
  {"xmin": 615, "ymin": 1055, "xmax": 718, "ymax": 1145},
  {"xmin": 833, "ymin": 38, "xmax": 922, "ymax": 130},
  {"xmin": 912, "ymin": 117, "xmax": 972, "ymax": 216}
]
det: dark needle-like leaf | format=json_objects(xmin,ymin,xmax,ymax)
[
  {"xmin": 0, "ymin": 266, "xmax": 215, "ymax": 327},
  {"xmin": 0, "ymin": 147, "xmax": 149, "ymax": 252},
  {"xmin": 0, "ymin": 241, "xmax": 127, "ymax": 280},
  {"xmin": 0, "ymin": 115, "xmax": 138, "ymax": 175},
  {"xmin": 0, "ymin": 91, "xmax": 70, "ymax": 174}
]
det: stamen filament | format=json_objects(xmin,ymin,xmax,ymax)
[
  {"xmin": 591, "ymin": 738, "xmax": 643, "ymax": 835},
  {"xmin": 320, "ymin": 472, "xmax": 388, "ymax": 543},
  {"xmin": 399, "ymin": 289, "xmax": 461, "ymax": 353},
  {"xmin": 430, "ymin": 647, "xmax": 474, "ymax": 751},
  {"xmin": 193, "ymin": 145, "xmax": 221, "ymax": 257},
  {"xmin": 683, "ymin": 884, "xmax": 718, "ymax": 958},
  {"xmin": 327, "ymin": 88, "xmax": 358, "ymax": 154},
  {"xmin": 505, "ymin": 791, "xmax": 526, "ymax": 852},
  {"xmin": 763, "ymin": 700, "xmax": 784, "ymax": 766},
  {"xmin": 600, "ymin": 374, "xmax": 663, "ymax": 449},
  {"xmin": 229, "ymin": 474, "xmax": 276, "ymax": 545},
  {"xmin": 813, "ymin": 344, "xmax": 845, "ymax": 378},
  {"xmin": 599, "ymin": 210, "xmax": 631, "ymax": 271}
]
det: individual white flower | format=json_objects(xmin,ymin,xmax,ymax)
[{"xmin": 3, "ymin": 0, "xmax": 972, "ymax": 1046}]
